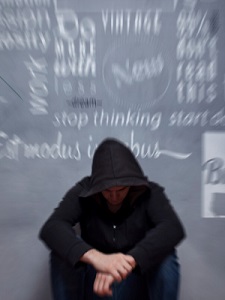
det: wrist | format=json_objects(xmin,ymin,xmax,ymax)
[{"xmin": 80, "ymin": 249, "xmax": 100, "ymax": 265}]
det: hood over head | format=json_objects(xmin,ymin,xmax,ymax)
[{"xmin": 83, "ymin": 138, "xmax": 149, "ymax": 197}]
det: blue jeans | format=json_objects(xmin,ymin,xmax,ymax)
[{"xmin": 50, "ymin": 251, "xmax": 180, "ymax": 300}]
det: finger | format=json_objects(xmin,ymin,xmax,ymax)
[
  {"xmin": 112, "ymin": 269, "xmax": 123, "ymax": 282},
  {"xmin": 125, "ymin": 255, "xmax": 135, "ymax": 264},
  {"xmin": 98, "ymin": 274, "xmax": 107, "ymax": 296},
  {"xmin": 117, "ymin": 254, "xmax": 135, "ymax": 271},
  {"xmin": 93, "ymin": 274, "xmax": 99, "ymax": 294},
  {"xmin": 113, "ymin": 258, "xmax": 133, "ymax": 278},
  {"xmin": 94, "ymin": 273, "xmax": 113, "ymax": 297},
  {"xmin": 102, "ymin": 275, "xmax": 113, "ymax": 296},
  {"xmin": 122, "ymin": 261, "xmax": 134, "ymax": 273},
  {"xmin": 117, "ymin": 265, "xmax": 130, "ymax": 279},
  {"xmin": 124, "ymin": 255, "xmax": 136, "ymax": 269},
  {"xmin": 93, "ymin": 273, "xmax": 103, "ymax": 295}
]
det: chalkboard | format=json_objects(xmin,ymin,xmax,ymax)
[{"xmin": 0, "ymin": 1, "xmax": 225, "ymax": 300}]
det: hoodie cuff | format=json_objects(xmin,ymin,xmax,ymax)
[
  {"xmin": 127, "ymin": 246, "xmax": 150, "ymax": 274},
  {"xmin": 67, "ymin": 240, "xmax": 93, "ymax": 266}
]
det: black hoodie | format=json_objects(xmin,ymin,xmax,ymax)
[{"xmin": 39, "ymin": 138, "xmax": 185, "ymax": 273}]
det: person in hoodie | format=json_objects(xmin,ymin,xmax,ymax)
[{"xmin": 39, "ymin": 138, "xmax": 185, "ymax": 300}]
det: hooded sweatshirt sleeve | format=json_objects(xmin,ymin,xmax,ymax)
[
  {"xmin": 127, "ymin": 183, "xmax": 185, "ymax": 273},
  {"xmin": 39, "ymin": 183, "xmax": 93, "ymax": 266}
]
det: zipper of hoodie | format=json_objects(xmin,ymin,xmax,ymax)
[{"xmin": 112, "ymin": 224, "xmax": 117, "ymax": 244}]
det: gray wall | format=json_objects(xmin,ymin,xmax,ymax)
[{"xmin": 0, "ymin": 0, "xmax": 225, "ymax": 299}]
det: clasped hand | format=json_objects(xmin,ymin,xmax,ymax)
[{"xmin": 92, "ymin": 252, "xmax": 136, "ymax": 296}]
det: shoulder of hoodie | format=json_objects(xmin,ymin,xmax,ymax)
[
  {"xmin": 63, "ymin": 176, "xmax": 91, "ymax": 198},
  {"xmin": 148, "ymin": 181, "xmax": 165, "ymax": 193}
]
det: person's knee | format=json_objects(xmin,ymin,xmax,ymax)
[
  {"xmin": 158, "ymin": 251, "xmax": 180, "ymax": 284},
  {"xmin": 145, "ymin": 252, "xmax": 180, "ymax": 300},
  {"xmin": 50, "ymin": 252, "xmax": 86, "ymax": 286},
  {"xmin": 50, "ymin": 252, "xmax": 87, "ymax": 300}
]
